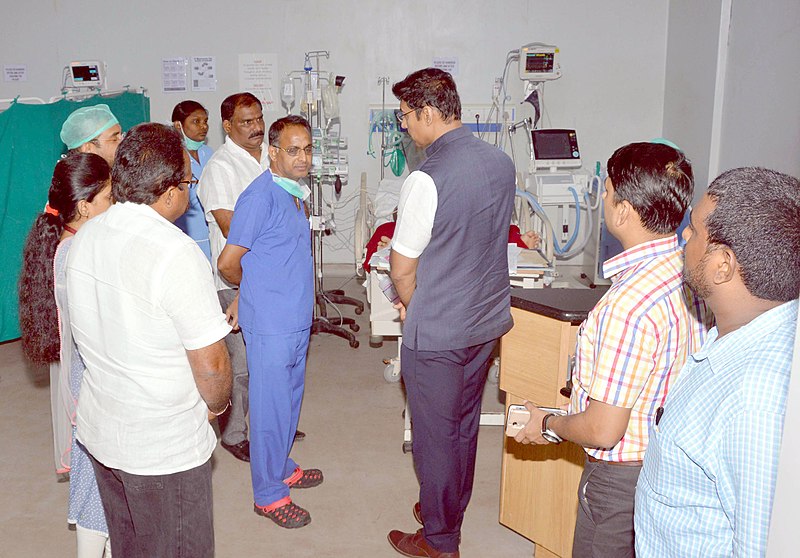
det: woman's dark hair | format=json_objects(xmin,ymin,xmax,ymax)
[
  {"xmin": 171, "ymin": 100, "xmax": 207, "ymax": 124},
  {"xmin": 19, "ymin": 152, "xmax": 111, "ymax": 364}
]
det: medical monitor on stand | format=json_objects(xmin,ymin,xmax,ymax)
[{"xmin": 532, "ymin": 129, "xmax": 582, "ymax": 171}]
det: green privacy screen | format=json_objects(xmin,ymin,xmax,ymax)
[{"xmin": 0, "ymin": 91, "xmax": 149, "ymax": 342}]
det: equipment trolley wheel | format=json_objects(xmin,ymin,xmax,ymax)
[{"xmin": 402, "ymin": 441, "xmax": 413, "ymax": 454}]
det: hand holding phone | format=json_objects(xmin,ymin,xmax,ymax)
[{"xmin": 505, "ymin": 404, "xmax": 567, "ymax": 437}]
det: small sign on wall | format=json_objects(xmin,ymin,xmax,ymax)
[
  {"xmin": 191, "ymin": 56, "xmax": 216, "ymax": 92},
  {"xmin": 4, "ymin": 65, "xmax": 27, "ymax": 82},
  {"xmin": 162, "ymin": 57, "xmax": 188, "ymax": 93},
  {"xmin": 433, "ymin": 57, "xmax": 459, "ymax": 77}
]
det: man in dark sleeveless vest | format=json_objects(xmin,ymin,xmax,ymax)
[{"xmin": 387, "ymin": 68, "xmax": 516, "ymax": 558}]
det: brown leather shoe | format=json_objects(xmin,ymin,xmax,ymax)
[{"xmin": 387, "ymin": 529, "xmax": 459, "ymax": 557}]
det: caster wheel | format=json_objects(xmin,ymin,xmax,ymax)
[
  {"xmin": 349, "ymin": 323, "xmax": 360, "ymax": 332},
  {"xmin": 349, "ymin": 339, "xmax": 360, "ymax": 348},
  {"xmin": 384, "ymin": 363, "xmax": 401, "ymax": 383},
  {"xmin": 355, "ymin": 307, "xmax": 363, "ymax": 315},
  {"xmin": 402, "ymin": 442, "xmax": 413, "ymax": 454},
  {"xmin": 370, "ymin": 340, "xmax": 384, "ymax": 348}
]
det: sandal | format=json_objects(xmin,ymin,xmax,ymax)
[
  {"xmin": 254, "ymin": 498, "xmax": 311, "ymax": 529},
  {"xmin": 284, "ymin": 467, "xmax": 324, "ymax": 489}
]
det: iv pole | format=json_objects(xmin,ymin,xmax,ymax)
[{"xmin": 303, "ymin": 51, "xmax": 363, "ymax": 348}]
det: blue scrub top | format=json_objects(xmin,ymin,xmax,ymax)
[
  {"xmin": 227, "ymin": 170, "xmax": 313, "ymax": 334},
  {"xmin": 174, "ymin": 144, "xmax": 213, "ymax": 261}
]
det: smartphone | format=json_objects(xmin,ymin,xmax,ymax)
[{"xmin": 505, "ymin": 404, "xmax": 568, "ymax": 437}]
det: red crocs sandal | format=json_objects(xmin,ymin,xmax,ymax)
[
  {"xmin": 254, "ymin": 497, "xmax": 311, "ymax": 529},
  {"xmin": 284, "ymin": 467, "xmax": 324, "ymax": 489}
]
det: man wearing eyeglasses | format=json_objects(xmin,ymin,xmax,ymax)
[
  {"xmin": 197, "ymin": 92, "xmax": 269, "ymax": 463},
  {"xmin": 67, "ymin": 123, "xmax": 232, "ymax": 556},
  {"xmin": 217, "ymin": 115, "xmax": 321, "ymax": 529},
  {"xmin": 386, "ymin": 68, "xmax": 516, "ymax": 558}
]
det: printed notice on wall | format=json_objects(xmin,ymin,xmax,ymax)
[
  {"xmin": 191, "ymin": 56, "xmax": 216, "ymax": 92},
  {"xmin": 162, "ymin": 57, "xmax": 188, "ymax": 93},
  {"xmin": 4, "ymin": 65, "xmax": 27, "ymax": 82},
  {"xmin": 238, "ymin": 53, "xmax": 277, "ymax": 111},
  {"xmin": 433, "ymin": 57, "xmax": 459, "ymax": 77}
]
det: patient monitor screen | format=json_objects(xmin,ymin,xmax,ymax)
[
  {"xmin": 71, "ymin": 64, "xmax": 101, "ymax": 85},
  {"xmin": 525, "ymin": 52, "xmax": 554, "ymax": 75}
]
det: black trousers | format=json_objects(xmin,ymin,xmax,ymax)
[
  {"xmin": 89, "ymin": 453, "xmax": 214, "ymax": 558},
  {"xmin": 401, "ymin": 338, "xmax": 497, "ymax": 553}
]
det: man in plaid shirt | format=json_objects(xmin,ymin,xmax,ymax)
[
  {"xmin": 515, "ymin": 142, "xmax": 710, "ymax": 557},
  {"xmin": 635, "ymin": 167, "xmax": 800, "ymax": 557}
]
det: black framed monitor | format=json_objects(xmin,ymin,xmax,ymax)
[{"xmin": 532, "ymin": 129, "xmax": 581, "ymax": 170}]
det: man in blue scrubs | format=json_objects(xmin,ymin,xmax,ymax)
[{"xmin": 217, "ymin": 115, "xmax": 321, "ymax": 529}]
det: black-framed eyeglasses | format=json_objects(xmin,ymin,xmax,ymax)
[
  {"xmin": 178, "ymin": 177, "xmax": 199, "ymax": 189},
  {"xmin": 394, "ymin": 108, "xmax": 417, "ymax": 126},
  {"xmin": 272, "ymin": 144, "xmax": 313, "ymax": 157}
]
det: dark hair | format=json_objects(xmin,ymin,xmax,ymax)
[
  {"xmin": 268, "ymin": 115, "xmax": 312, "ymax": 146},
  {"xmin": 171, "ymin": 100, "xmax": 207, "ymax": 124},
  {"xmin": 392, "ymin": 68, "xmax": 462, "ymax": 122},
  {"xmin": 112, "ymin": 123, "xmax": 185, "ymax": 205},
  {"xmin": 705, "ymin": 167, "xmax": 800, "ymax": 302},
  {"xmin": 607, "ymin": 142, "xmax": 694, "ymax": 234},
  {"xmin": 19, "ymin": 153, "xmax": 111, "ymax": 365},
  {"xmin": 220, "ymin": 92, "xmax": 262, "ymax": 123}
]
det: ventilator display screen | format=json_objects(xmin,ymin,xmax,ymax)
[{"xmin": 532, "ymin": 129, "xmax": 581, "ymax": 169}]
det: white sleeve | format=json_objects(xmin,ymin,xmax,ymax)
[
  {"xmin": 391, "ymin": 170, "xmax": 438, "ymax": 258},
  {"xmin": 159, "ymin": 242, "xmax": 232, "ymax": 350},
  {"xmin": 197, "ymin": 159, "xmax": 236, "ymax": 217}
]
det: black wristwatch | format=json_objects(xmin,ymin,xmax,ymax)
[{"xmin": 541, "ymin": 413, "xmax": 563, "ymax": 444}]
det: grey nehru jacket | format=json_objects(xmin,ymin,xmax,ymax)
[{"xmin": 403, "ymin": 126, "xmax": 516, "ymax": 352}]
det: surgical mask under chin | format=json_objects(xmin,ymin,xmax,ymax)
[
  {"xmin": 179, "ymin": 125, "xmax": 205, "ymax": 151},
  {"xmin": 273, "ymin": 175, "xmax": 311, "ymax": 201}
]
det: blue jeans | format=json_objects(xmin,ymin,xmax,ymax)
[{"xmin": 89, "ymin": 453, "xmax": 214, "ymax": 558}]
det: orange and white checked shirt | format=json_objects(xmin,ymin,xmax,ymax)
[{"xmin": 569, "ymin": 235, "xmax": 710, "ymax": 462}]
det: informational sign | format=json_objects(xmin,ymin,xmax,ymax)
[
  {"xmin": 433, "ymin": 57, "xmax": 459, "ymax": 77},
  {"xmin": 3, "ymin": 65, "xmax": 27, "ymax": 82},
  {"xmin": 238, "ymin": 53, "xmax": 277, "ymax": 111},
  {"xmin": 191, "ymin": 56, "xmax": 216, "ymax": 92},
  {"xmin": 162, "ymin": 57, "xmax": 188, "ymax": 93}
]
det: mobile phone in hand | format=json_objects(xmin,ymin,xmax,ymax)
[{"xmin": 505, "ymin": 404, "xmax": 567, "ymax": 437}]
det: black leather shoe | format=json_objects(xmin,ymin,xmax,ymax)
[
  {"xmin": 294, "ymin": 430, "xmax": 306, "ymax": 441},
  {"xmin": 221, "ymin": 440, "xmax": 250, "ymax": 462}
]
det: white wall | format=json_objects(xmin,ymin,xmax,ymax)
[
  {"xmin": 717, "ymin": 0, "xmax": 800, "ymax": 177},
  {"xmin": 1, "ymin": 0, "xmax": 669, "ymax": 264},
  {"xmin": 662, "ymin": 0, "xmax": 724, "ymax": 194},
  {"xmin": 663, "ymin": 0, "xmax": 800, "ymax": 199}
]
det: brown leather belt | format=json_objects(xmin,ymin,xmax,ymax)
[{"xmin": 587, "ymin": 455, "xmax": 642, "ymax": 467}]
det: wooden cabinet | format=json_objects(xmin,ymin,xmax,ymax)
[{"xmin": 498, "ymin": 305, "xmax": 586, "ymax": 558}]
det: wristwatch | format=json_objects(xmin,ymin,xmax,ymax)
[{"xmin": 541, "ymin": 413, "xmax": 563, "ymax": 444}]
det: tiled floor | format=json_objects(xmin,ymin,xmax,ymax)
[{"xmin": 0, "ymin": 274, "xmax": 533, "ymax": 557}]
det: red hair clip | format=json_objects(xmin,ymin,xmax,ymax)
[{"xmin": 44, "ymin": 204, "xmax": 59, "ymax": 217}]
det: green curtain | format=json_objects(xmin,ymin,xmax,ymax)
[{"xmin": 0, "ymin": 91, "xmax": 150, "ymax": 342}]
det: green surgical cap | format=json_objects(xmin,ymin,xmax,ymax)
[
  {"xmin": 650, "ymin": 137, "xmax": 682, "ymax": 152},
  {"xmin": 60, "ymin": 104, "xmax": 119, "ymax": 149}
]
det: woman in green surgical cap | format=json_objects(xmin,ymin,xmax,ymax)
[
  {"xmin": 60, "ymin": 104, "xmax": 122, "ymax": 166},
  {"xmin": 172, "ymin": 100, "xmax": 213, "ymax": 260}
]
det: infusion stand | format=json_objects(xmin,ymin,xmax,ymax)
[{"xmin": 302, "ymin": 51, "xmax": 363, "ymax": 348}]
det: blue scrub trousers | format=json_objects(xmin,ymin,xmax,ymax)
[{"xmin": 242, "ymin": 327, "xmax": 309, "ymax": 507}]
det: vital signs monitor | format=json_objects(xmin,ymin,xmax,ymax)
[{"xmin": 518, "ymin": 43, "xmax": 561, "ymax": 81}]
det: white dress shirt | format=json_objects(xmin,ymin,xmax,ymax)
[{"xmin": 67, "ymin": 202, "xmax": 231, "ymax": 475}]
